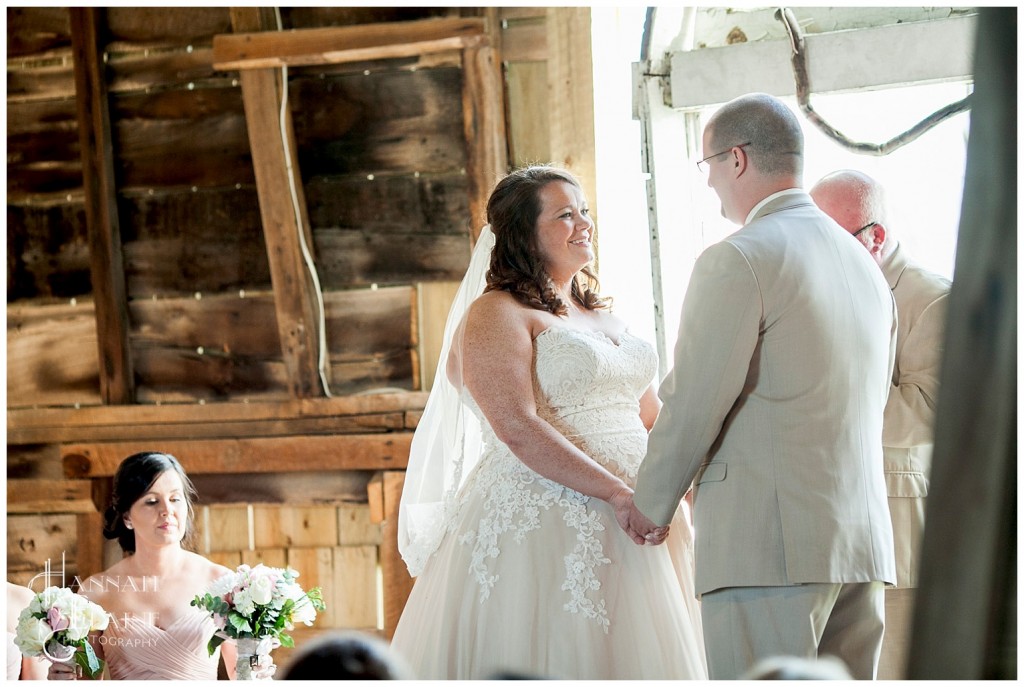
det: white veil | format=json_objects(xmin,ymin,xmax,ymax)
[{"xmin": 398, "ymin": 225, "xmax": 494, "ymax": 576}]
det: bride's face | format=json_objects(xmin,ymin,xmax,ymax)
[
  {"xmin": 124, "ymin": 470, "xmax": 189, "ymax": 548},
  {"xmin": 534, "ymin": 181, "xmax": 594, "ymax": 282}
]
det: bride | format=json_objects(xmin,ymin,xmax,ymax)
[{"xmin": 390, "ymin": 166, "xmax": 707, "ymax": 679}]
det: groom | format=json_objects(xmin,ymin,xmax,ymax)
[{"xmin": 628, "ymin": 93, "xmax": 897, "ymax": 679}]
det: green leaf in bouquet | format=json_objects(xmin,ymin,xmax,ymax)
[
  {"xmin": 229, "ymin": 612, "xmax": 252, "ymax": 634},
  {"xmin": 207, "ymin": 633, "xmax": 227, "ymax": 657},
  {"xmin": 307, "ymin": 586, "xmax": 326, "ymax": 611},
  {"xmin": 278, "ymin": 633, "xmax": 295, "ymax": 649},
  {"xmin": 75, "ymin": 640, "xmax": 104, "ymax": 679}
]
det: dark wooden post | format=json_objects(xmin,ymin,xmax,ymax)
[{"xmin": 69, "ymin": 7, "xmax": 134, "ymax": 404}]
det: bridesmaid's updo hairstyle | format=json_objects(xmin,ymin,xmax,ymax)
[
  {"xmin": 484, "ymin": 165, "xmax": 610, "ymax": 315},
  {"xmin": 103, "ymin": 451, "xmax": 198, "ymax": 554}
]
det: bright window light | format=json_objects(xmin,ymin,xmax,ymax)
[{"xmin": 592, "ymin": 8, "xmax": 969, "ymax": 365}]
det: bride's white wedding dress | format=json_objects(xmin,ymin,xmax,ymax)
[{"xmin": 390, "ymin": 326, "xmax": 707, "ymax": 679}]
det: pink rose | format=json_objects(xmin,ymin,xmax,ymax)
[{"xmin": 47, "ymin": 607, "xmax": 70, "ymax": 632}]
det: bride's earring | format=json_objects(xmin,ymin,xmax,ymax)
[{"xmin": 125, "ymin": 520, "xmax": 133, "ymax": 530}]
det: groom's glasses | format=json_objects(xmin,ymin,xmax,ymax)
[
  {"xmin": 696, "ymin": 142, "xmax": 751, "ymax": 174},
  {"xmin": 852, "ymin": 221, "xmax": 878, "ymax": 237}
]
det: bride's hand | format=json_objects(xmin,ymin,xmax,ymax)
[{"xmin": 607, "ymin": 485, "xmax": 645, "ymax": 545}]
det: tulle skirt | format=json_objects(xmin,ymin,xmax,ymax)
[{"xmin": 390, "ymin": 480, "xmax": 707, "ymax": 680}]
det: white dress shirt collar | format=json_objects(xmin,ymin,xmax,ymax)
[{"xmin": 744, "ymin": 188, "xmax": 804, "ymax": 226}]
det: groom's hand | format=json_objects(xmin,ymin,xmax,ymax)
[{"xmin": 629, "ymin": 503, "xmax": 670, "ymax": 546}]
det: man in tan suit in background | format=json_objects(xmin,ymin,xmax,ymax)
[
  {"xmin": 627, "ymin": 93, "xmax": 897, "ymax": 679},
  {"xmin": 810, "ymin": 170, "xmax": 951, "ymax": 679}
]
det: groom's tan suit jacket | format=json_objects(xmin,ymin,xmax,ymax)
[{"xmin": 635, "ymin": 191, "xmax": 898, "ymax": 597}]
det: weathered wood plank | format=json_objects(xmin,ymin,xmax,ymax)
[
  {"xmin": 416, "ymin": 281, "xmax": 461, "ymax": 390},
  {"xmin": 213, "ymin": 18, "xmax": 485, "ymax": 70},
  {"xmin": 282, "ymin": 7, "xmax": 456, "ymax": 30},
  {"xmin": 7, "ymin": 301, "xmax": 102, "ymax": 409},
  {"xmin": 289, "ymin": 67, "xmax": 466, "ymax": 178},
  {"xmin": 253, "ymin": 505, "xmax": 339, "ymax": 549},
  {"xmin": 104, "ymin": 7, "xmax": 231, "ymax": 44},
  {"xmin": 315, "ymin": 231, "xmax": 471, "ymax": 287},
  {"xmin": 70, "ymin": 7, "xmax": 134, "ymax": 404},
  {"xmin": 546, "ymin": 8, "xmax": 598, "ymax": 205},
  {"xmin": 5, "ymin": 445, "xmax": 64, "ymax": 480},
  {"xmin": 461, "ymin": 42, "xmax": 509, "ymax": 237},
  {"xmin": 239, "ymin": 66, "xmax": 325, "ymax": 398},
  {"xmin": 304, "ymin": 173, "xmax": 469, "ymax": 235},
  {"xmin": 62, "ymin": 434, "xmax": 414, "ymax": 478},
  {"xmin": 7, "ymin": 7, "xmax": 72, "ymax": 57},
  {"xmin": 501, "ymin": 17, "xmax": 548, "ymax": 62},
  {"xmin": 75, "ymin": 510, "xmax": 105, "ymax": 580},
  {"xmin": 9, "ymin": 392, "xmax": 428, "ymax": 431},
  {"xmin": 505, "ymin": 61, "xmax": 551, "ymax": 167},
  {"xmin": 247, "ymin": 548, "xmax": 286, "ymax": 568},
  {"xmin": 6, "ymin": 98, "xmax": 81, "ymax": 199},
  {"xmin": 11, "ymin": 413, "xmax": 404, "ymax": 445},
  {"xmin": 6, "ymin": 202, "xmax": 92, "ymax": 301},
  {"xmin": 285, "ymin": 547, "xmax": 334, "ymax": 624},
  {"xmin": 200, "ymin": 504, "xmax": 251, "ymax": 553},
  {"xmin": 499, "ymin": 7, "xmax": 548, "ymax": 22},
  {"xmin": 121, "ymin": 190, "xmax": 268, "ymax": 296},
  {"xmin": 336, "ymin": 504, "xmax": 382, "ymax": 546},
  {"xmin": 192, "ymin": 472, "xmax": 372, "ymax": 506},
  {"xmin": 6, "ymin": 479, "xmax": 95, "ymax": 514},
  {"xmin": 7, "ymin": 514, "xmax": 78, "ymax": 579},
  {"xmin": 332, "ymin": 545, "xmax": 379, "ymax": 628},
  {"xmin": 110, "ymin": 87, "xmax": 252, "ymax": 191}
]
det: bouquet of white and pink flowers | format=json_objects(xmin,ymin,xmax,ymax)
[
  {"xmin": 14, "ymin": 586, "xmax": 109, "ymax": 679},
  {"xmin": 191, "ymin": 563, "xmax": 325, "ymax": 656}
]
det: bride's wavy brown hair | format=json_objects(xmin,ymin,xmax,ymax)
[{"xmin": 484, "ymin": 165, "xmax": 610, "ymax": 315}]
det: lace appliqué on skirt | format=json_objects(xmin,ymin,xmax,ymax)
[{"xmin": 457, "ymin": 451, "xmax": 613, "ymax": 632}]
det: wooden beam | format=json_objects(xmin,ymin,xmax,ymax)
[
  {"xmin": 668, "ymin": 14, "xmax": 977, "ymax": 109},
  {"xmin": 461, "ymin": 42, "xmax": 509, "ymax": 238},
  {"xmin": 239, "ymin": 66, "xmax": 326, "ymax": 398},
  {"xmin": 69, "ymin": 7, "xmax": 134, "ymax": 404},
  {"xmin": 7, "ymin": 479, "xmax": 96, "ymax": 514},
  {"xmin": 907, "ymin": 8, "xmax": 1016, "ymax": 679},
  {"xmin": 213, "ymin": 17, "xmax": 485, "ymax": 70},
  {"xmin": 9, "ymin": 393, "xmax": 428, "ymax": 444},
  {"xmin": 227, "ymin": 8, "xmax": 327, "ymax": 400},
  {"xmin": 62, "ymin": 433, "xmax": 414, "ymax": 478}
]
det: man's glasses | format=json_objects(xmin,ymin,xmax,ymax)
[
  {"xmin": 696, "ymin": 142, "xmax": 751, "ymax": 174},
  {"xmin": 852, "ymin": 222, "xmax": 878, "ymax": 237}
]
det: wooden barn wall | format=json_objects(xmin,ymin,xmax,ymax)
[{"xmin": 7, "ymin": 6, "xmax": 477, "ymax": 407}]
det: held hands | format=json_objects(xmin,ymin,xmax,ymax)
[{"xmin": 607, "ymin": 486, "xmax": 670, "ymax": 546}]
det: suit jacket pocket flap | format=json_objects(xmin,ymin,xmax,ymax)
[
  {"xmin": 884, "ymin": 470, "xmax": 929, "ymax": 498},
  {"xmin": 696, "ymin": 462, "xmax": 727, "ymax": 484}
]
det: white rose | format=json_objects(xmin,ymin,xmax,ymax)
[
  {"xmin": 14, "ymin": 615, "xmax": 52, "ymax": 656},
  {"xmin": 249, "ymin": 575, "xmax": 274, "ymax": 607}
]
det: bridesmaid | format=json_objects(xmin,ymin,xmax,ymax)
[
  {"xmin": 7, "ymin": 581, "xmax": 49, "ymax": 680},
  {"xmin": 48, "ymin": 452, "xmax": 238, "ymax": 680}
]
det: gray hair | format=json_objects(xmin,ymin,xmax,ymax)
[{"xmin": 708, "ymin": 93, "xmax": 804, "ymax": 178}]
